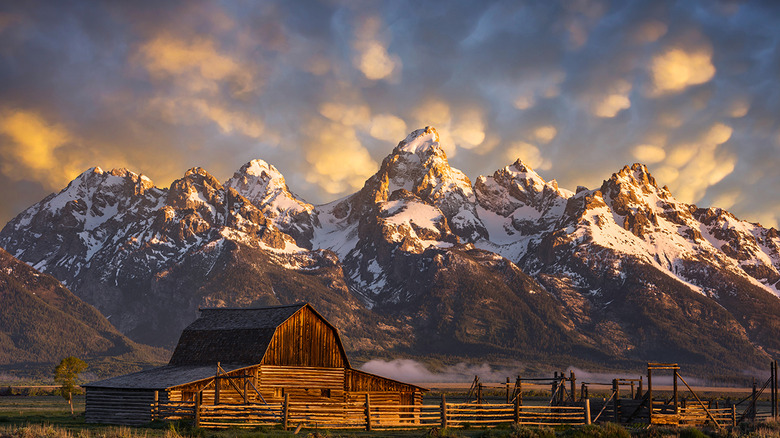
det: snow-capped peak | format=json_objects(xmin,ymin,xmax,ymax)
[
  {"xmin": 242, "ymin": 159, "xmax": 281, "ymax": 178},
  {"xmin": 395, "ymin": 126, "xmax": 442, "ymax": 157}
]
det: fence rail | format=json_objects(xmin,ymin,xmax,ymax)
[{"xmin": 153, "ymin": 398, "xmax": 589, "ymax": 430}]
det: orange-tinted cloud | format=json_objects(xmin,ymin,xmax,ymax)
[
  {"xmin": 0, "ymin": 109, "xmax": 84, "ymax": 188},
  {"xmin": 649, "ymin": 47, "xmax": 715, "ymax": 95},
  {"xmin": 139, "ymin": 34, "xmax": 255, "ymax": 96}
]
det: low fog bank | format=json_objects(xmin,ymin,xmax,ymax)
[
  {"xmin": 359, "ymin": 360, "xmax": 710, "ymax": 387},
  {"xmin": 359, "ymin": 359, "xmax": 522, "ymax": 383}
]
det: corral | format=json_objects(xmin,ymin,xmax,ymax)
[{"xmin": 83, "ymin": 303, "xmax": 425, "ymax": 425}]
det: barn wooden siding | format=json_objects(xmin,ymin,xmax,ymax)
[
  {"xmin": 168, "ymin": 365, "xmax": 423, "ymax": 405},
  {"xmin": 261, "ymin": 306, "xmax": 347, "ymax": 368},
  {"xmin": 345, "ymin": 368, "xmax": 423, "ymax": 405}
]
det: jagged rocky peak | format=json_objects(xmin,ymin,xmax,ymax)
[
  {"xmin": 226, "ymin": 159, "xmax": 315, "ymax": 248},
  {"xmin": 166, "ymin": 167, "xmax": 224, "ymax": 222},
  {"xmin": 355, "ymin": 126, "xmax": 486, "ymax": 241},
  {"xmin": 226, "ymin": 159, "xmax": 312, "ymax": 214},
  {"xmin": 601, "ymin": 163, "xmax": 668, "ymax": 202},
  {"xmin": 475, "ymin": 159, "xmax": 570, "ymax": 217}
]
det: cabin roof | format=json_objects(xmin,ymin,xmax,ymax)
[{"xmin": 83, "ymin": 364, "xmax": 248, "ymax": 390}]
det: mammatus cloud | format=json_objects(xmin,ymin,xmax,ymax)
[
  {"xmin": 369, "ymin": 114, "xmax": 408, "ymax": 143},
  {"xmin": 532, "ymin": 125, "xmax": 557, "ymax": 144},
  {"xmin": 138, "ymin": 34, "xmax": 264, "ymax": 139},
  {"xmin": 632, "ymin": 144, "xmax": 666, "ymax": 164},
  {"xmin": 451, "ymin": 109, "xmax": 486, "ymax": 149},
  {"xmin": 649, "ymin": 47, "xmax": 716, "ymax": 95},
  {"xmin": 352, "ymin": 16, "xmax": 400, "ymax": 81},
  {"xmin": 653, "ymin": 123, "xmax": 735, "ymax": 203},
  {"xmin": 0, "ymin": 1, "xmax": 778, "ymax": 230},
  {"xmin": 303, "ymin": 120, "xmax": 378, "ymax": 194},
  {"xmin": 139, "ymin": 34, "xmax": 255, "ymax": 96},
  {"xmin": 592, "ymin": 80, "xmax": 632, "ymax": 118}
]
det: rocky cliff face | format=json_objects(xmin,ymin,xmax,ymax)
[{"xmin": 2, "ymin": 127, "xmax": 779, "ymax": 375}]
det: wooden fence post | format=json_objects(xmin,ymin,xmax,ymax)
[
  {"xmin": 518, "ymin": 375, "xmax": 523, "ymax": 406},
  {"xmin": 152, "ymin": 390, "xmax": 158, "ymax": 421},
  {"xmin": 752, "ymin": 379, "xmax": 757, "ymax": 420},
  {"xmin": 214, "ymin": 363, "xmax": 220, "ymax": 405},
  {"xmin": 775, "ymin": 360, "xmax": 779, "ymax": 420},
  {"xmin": 194, "ymin": 391, "xmax": 201, "ymax": 427},
  {"xmin": 514, "ymin": 396, "xmax": 520, "ymax": 424},
  {"xmin": 365, "ymin": 393, "xmax": 372, "ymax": 431},
  {"xmin": 612, "ymin": 379, "xmax": 620, "ymax": 423},
  {"xmin": 283, "ymin": 393, "xmax": 290, "ymax": 430},
  {"xmin": 775, "ymin": 361, "xmax": 780, "ymax": 417},
  {"xmin": 585, "ymin": 398, "xmax": 591, "ymax": 425},
  {"xmin": 571, "ymin": 371, "xmax": 576, "ymax": 403},
  {"xmin": 674, "ymin": 370, "xmax": 679, "ymax": 416},
  {"xmin": 773, "ymin": 360, "xmax": 778, "ymax": 419},
  {"xmin": 638, "ymin": 377, "xmax": 643, "ymax": 400},
  {"xmin": 506, "ymin": 377, "xmax": 511, "ymax": 404},
  {"xmin": 478, "ymin": 383, "xmax": 483, "ymax": 404},
  {"xmin": 647, "ymin": 367, "xmax": 653, "ymax": 424},
  {"xmin": 441, "ymin": 394, "xmax": 448, "ymax": 428},
  {"xmin": 732, "ymin": 404, "xmax": 736, "ymax": 427}
]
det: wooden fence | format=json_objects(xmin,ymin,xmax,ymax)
[{"xmin": 153, "ymin": 396, "xmax": 590, "ymax": 430}]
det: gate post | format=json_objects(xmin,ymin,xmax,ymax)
[
  {"xmin": 585, "ymin": 398, "xmax": 591, "ymax": 425},
  {"xmin": 514, "ymin": 396, "xmax": 520, "ymax": 424}
]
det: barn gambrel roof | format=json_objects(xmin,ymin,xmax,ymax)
[{"xmin": 167, "ymin": 302, "xmax": 349, "ymax": 367}]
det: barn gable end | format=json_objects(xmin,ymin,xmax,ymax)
[{"xmin": 261, "ymin": 304, "xmax": 348, "ymax": 368}]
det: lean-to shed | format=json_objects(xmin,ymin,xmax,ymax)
[{"xmin": 84, "ymin": 303, "xmax": 426, "ymax": 425}]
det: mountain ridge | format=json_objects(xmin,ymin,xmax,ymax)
[{"xmin": 1, "ymin": 126, "xmax": 779, "ymax": 378}]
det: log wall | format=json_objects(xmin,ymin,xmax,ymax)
[{"xmin": 85, "ymin": 388, "xmax": 161, "ymax": 425}]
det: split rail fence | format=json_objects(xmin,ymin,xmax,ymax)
[{"xmin": 152, "ymin": 395, "xmax": 590, "ymax": 430}]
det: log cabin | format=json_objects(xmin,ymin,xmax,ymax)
[{"xmin": 84, "ymin": 303, "xmax": 426, "ymax": 425}]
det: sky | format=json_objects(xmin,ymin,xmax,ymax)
[{"xmin": 1, "ymin": 0, "xmax": 779, "ymax": 229}]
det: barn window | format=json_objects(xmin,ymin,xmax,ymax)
[{"xmin": 320, "ymin": 389, "xmax": 331, "ymax": 398}]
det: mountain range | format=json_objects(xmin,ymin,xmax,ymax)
[{"xmin": 1, "ymin": 126, "xmax": 779, "ymax": 379}]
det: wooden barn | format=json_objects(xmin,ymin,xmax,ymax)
[{"xmin": 84, "ymin": 303, "xmax": 426, "ymax": 425}]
